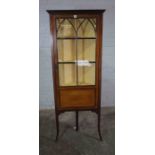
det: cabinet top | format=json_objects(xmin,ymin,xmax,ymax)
[{"xmin": 47, "ymin": 10, "xmax": 105, "ymax": 15}]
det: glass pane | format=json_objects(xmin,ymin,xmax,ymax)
[
  {"xmin": 77, "ymin": 18, "xmax": 96, "ymax": 37},
  {"xmin": 78, "ymin": 63, "xmax": 95, "ymax": 85},
  {"xmin": 77, "ymin": 39, "xmax": 96, "ymax": 61},
  {"xmin": 56, "ymin": 18, "xmax": 97, "ymax": 87},
  {"xmin": 59, "ymin": 64, "xmax": 77, "ymax": 86},
  {"xmin": 57, "ymin": 19, "xmax": 76, "ymax": 37},
  {"xmin": 57, "ymin": 40, "xmax": 76, "ymax": 62}
]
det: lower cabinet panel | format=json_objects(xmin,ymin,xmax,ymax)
[{"xmin": 59, "ymin": 88, "xmax": 96, "ymax": 108}]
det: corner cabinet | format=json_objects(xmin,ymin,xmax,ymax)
[{"xmin": 47, "ymin": 10, "xmax": 105, "ymax": 141}]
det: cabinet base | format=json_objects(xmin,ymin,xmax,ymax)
[{"xmin": 55, "ymin": 109, "xmax": 102, "ymax": 141}]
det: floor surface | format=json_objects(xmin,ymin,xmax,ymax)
[{"xmin": 39, "ymin": 107, "xmax": 115, "ymax": 155}]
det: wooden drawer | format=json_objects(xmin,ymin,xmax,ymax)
[{"xmin": 59, "ymin": 88, "xmax": 96, "ymax": 108}]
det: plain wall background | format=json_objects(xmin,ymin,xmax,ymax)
[{"xmin": 39, "ymin": 0, "xmax": 115, "ymax": 109}]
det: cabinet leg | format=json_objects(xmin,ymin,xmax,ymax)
[
  {"xmin": 98, "ymin": 111, "xmax": 103, "ymax": 141},
  {"xmin": 55, "ymin": 112, "xmax": 59, "ymax": 142},
  {"xmin": 76, "ymin": 111, "xmax": 79, "ymax": 131}
]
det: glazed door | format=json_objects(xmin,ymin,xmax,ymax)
[
  {"xmin": 56, "ymin": 17, "xmax": 96, "ymax": 86},
  {"xmin": 55, "ymin": 15, "xmax": 99, "ymax": 109}
]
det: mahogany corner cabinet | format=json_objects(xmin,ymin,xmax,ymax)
[{"xmin": 47, "ymin": 10, "xmax": 105, "ymax": 141}]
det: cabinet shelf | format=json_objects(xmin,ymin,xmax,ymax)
[
  {"xmin": 59, "ymin": 83, "xmax": 96, "ymax": 87},
  {"xmin": 58, "ymin": 61, "xmax": 96, "ymax": 64},
  {"xmin": 57, "ymin": 37, "xmax": 96, "ymax": 40}
]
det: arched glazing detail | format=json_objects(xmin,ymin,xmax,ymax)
[
  {"xmin": 56, "ymin": 18, "xmax": 96, "ymax": 38},
  {"xmin": 56, "ymin": 19, "xmax": 76, "ymax": 37},
  {"xmin": 77, "ymin": 18, "xmax": 96, "ymax": 37}
]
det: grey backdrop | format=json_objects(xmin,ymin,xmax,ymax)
[{"xmin": 39, "ymin": 0, "xmax": 115, "ymax": 109}]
